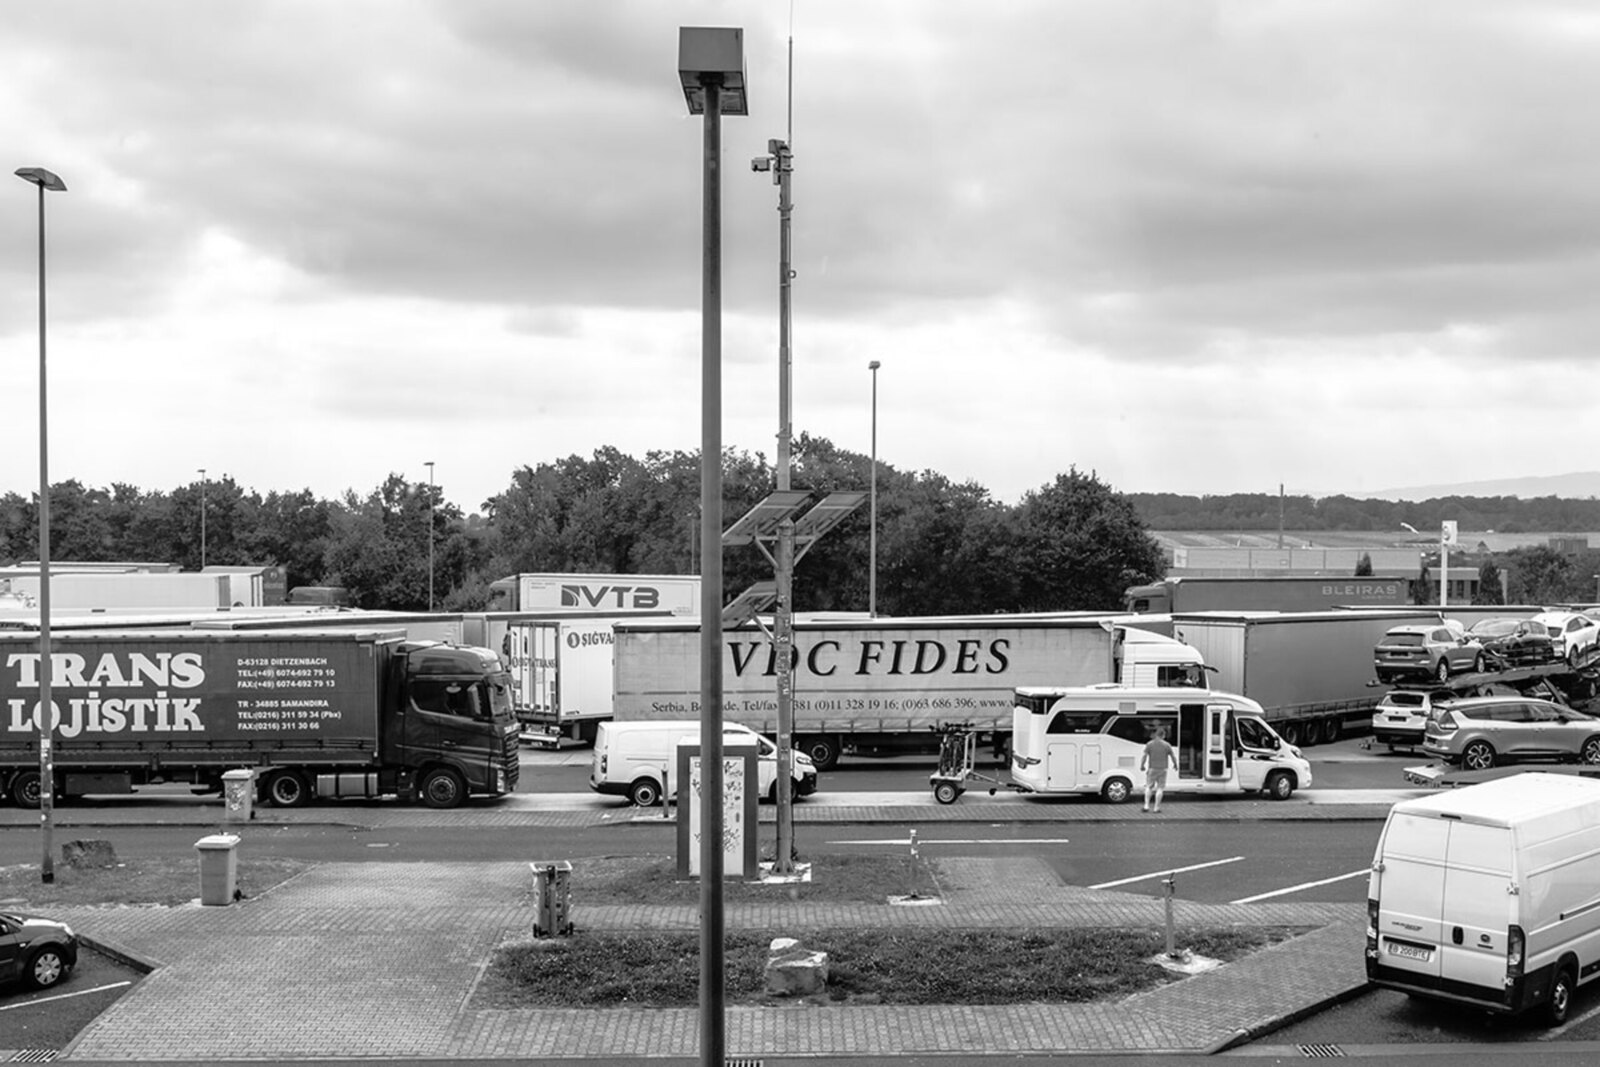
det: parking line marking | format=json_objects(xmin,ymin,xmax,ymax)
[
  {"xmin": 1231, "ymin": 868, "xmax": 1369, "ymax": 904},
  {"xmin": 827, "ymin": 837, "xmax": 1073, "ymax": 846},
  {"xmin": 0, "ymin": 980, "xmax": 131, "ymax": 1011},
  {"xmin": 1089, "ymin": 856, "xmax": 1244, "ymax": 889}
]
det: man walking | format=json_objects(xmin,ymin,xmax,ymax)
[{"xmin": 1140, "ymin": 724, "xmax": 1176, "ymax": 813}]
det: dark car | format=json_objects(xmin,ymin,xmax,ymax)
[
  {"xmin": 1467, "ymin": 617, "xmax": 1559, "ymax": 667},
  {"xmin": 0, "ymin": 912, "xmax": 78, "ymax": 989}
]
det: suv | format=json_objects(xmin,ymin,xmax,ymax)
[
  {"xmin": 1371, "ymin": 688, "xmax": 1449, "ymax": 747},
  {"xmin": 1529, "ymin": 611, "xmax": 1600, "ymax": 666},
  {"xmin": 1422, "ymin": 695, "xmax": 1600, "ymax": 770},
  {"xmin": 1374, "ymin": 622, "xmax": 1485, "ymax": 683}
]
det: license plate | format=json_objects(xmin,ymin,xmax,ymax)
[
  {"xmin": 1388, "ymin": 715, "xmax": 1408, "ymax": 722},
  {"xmin": 1387, "ymin": 941, "xmax": 1432, "ymax": 962}
]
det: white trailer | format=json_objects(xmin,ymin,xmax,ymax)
[
  {"xmin": 486, "ymin": 573, "xmax": 700, "ymax": 615},
  {"xmin": 611, "ymin": 614, "xmax": 1207, "ymax": 769}
]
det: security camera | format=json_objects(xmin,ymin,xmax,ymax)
[{"xmin": 751, "ymin": 157, "xmax": 772, "ymax": 172}]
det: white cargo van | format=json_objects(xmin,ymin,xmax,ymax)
[
  {"xmin": 1366, "ymin": 772, "xmax": 1600, "ymax": 1025},
  {"xmin": 1008, "ymin": 685, "xmax": 1310, "ymax": 802},
  {"xmin": 589, "ymin": 721, "xmax": 818, "ymax": 807}
]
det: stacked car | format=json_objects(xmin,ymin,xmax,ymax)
[
  {"xmin": 1373, "ymin": 621, "xmax": 1484, "ymax": 684},
  {"xmin": 1466, "ymin": 617, "xmax": 1558, "ymax": 667}
]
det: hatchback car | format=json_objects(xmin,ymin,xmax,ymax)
[
  {"xmin": 0, "ymin": 911, "xmax": 78, "ymax": 989},
  {"xmin": 1374, "ymin": 622, "xmax": 1485, "ymax": 683},
  {"xmin": 1529, "ymin": 612, "xmax": 1600, "ymax": 666},
  {"xmin": 1422, "ymin": 696, "xmax": 1600, "ymax": 770},
  {"xmin": 1371, "ymin": 688, "xmax": 1449, "ymax": 747},
  {"xmin": 1467, "ymin": 617, "xmax": 1559, "ymax": 667}
]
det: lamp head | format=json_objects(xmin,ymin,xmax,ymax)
[
  {"xmin": 678, "ymin": 27, "xmax": 748, "ymax": 116},
  {"xmin": 15, "ymin": 167, "xmax": 66, "ymax": 192},
  {"xmin": 869, "ymin": 360, "xmax": 881, "ymax": 371}
]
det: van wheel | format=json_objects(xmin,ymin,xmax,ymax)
[
  {"xmin": 799, "ymin": 735, "xmax": 839, "ymax": 772},
  {"xmin": 1100, "ymin": 777, "xmax": 1133, "ymax": 804},
  {"xmin": 1462, "ymin": 741, "xmax": 1497, "ymax": 771},
  {"xmin": 263, "ymin": 769, "xmax": 311, "ymax": 808},
  {"xmin": 1582, "ymin": 737, "xmax": 1600, "ymax": 765},
  {"xmin": 629, "ymin": 777, "xmax": 663, "ymax": 808},
  {"xmin": 1264, "ymin": 770, "xmax": 1295, "ymax": 800},
  {"xmin": 1435, "ymin": 659, "xmax": 1451, "ymax": 683},
  {"xmin": 1547, "ymin": 964, "xmax": 1576, "ymax": 1026}
]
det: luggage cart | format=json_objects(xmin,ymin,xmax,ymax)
[{"xmin": 927, "ymin": 722, "xmax": 1011, "ymax": 804}]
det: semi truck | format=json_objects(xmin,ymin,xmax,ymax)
[
  {"xmin": 1169, "ymin": 608, "xmax": 1446, "ymax": 746},
  {"xmin": 486, "ymin": 573, "xmax": 700, "ymax": 615},
  {"xmin": 1125, "ymin": 575, "xmax": 1413, "ymax": 614},
  {"xmin": 0, "ymin": 628, "xmax": 521, "ymax": 809},
  {"xmin": 611, "ymin": 615, "xmax": 1208, "ymax": 769}
]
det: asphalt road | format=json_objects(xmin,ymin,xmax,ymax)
[{"xmin": 0, "ymin": 943, "xmax": 143, "ymax": 1051}]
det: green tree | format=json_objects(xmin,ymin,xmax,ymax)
[
  {"xmin": 1355, "ymin": 553, "xmax": 1373, "ymax": 576},
  {"xmin": 1473, "ymin": 561, "xmax": 1505, "ymax": 605},
  {"xmin": 1009, "ymin": 469, "xmax": 1165, "ymax": 611}
]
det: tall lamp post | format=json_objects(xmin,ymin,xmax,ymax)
[
  {"xmin": 869, "ymin": 360, "xmax": 881, "ymax": 616},
  {"xmin": 198, "ymin": 468, "xmax": 207, "ymax": 569},
  {"xmin": 16, "ymin": 165, "xmax": 66, "ymax": 883},
  {"xmin": 424, "ymin": 461, "xmax": 435, "ymax": 611},
  {"xmin": 679, "ymin": 27, "xmax": 746, "ymax": 1067}
]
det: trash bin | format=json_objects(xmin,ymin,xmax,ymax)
[
  {"xmin": 222, "ymin": 769, "xmax": 256, "ymax": 824},
  {"xmin": 195, "ymin": 833, "xmax": 241, "ymax": 906},
  {"xmin": 529, "ymin": 860, "xmax": 573, "ymax": 937}
]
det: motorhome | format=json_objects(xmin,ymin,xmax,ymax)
[{"xmin": 1008, "ymin": 685, "xmax": 1311, "ymax": 803}]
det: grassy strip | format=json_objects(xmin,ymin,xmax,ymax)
[
  {"xmin": 0, "ymin": 856, "xmax": 314, "ymax": 908},
  {"xmin": 477, "ymin": 926, "xmax": 1294, "ymax": 1008},
  {"xmin": 573, "ymin": 853, "xmax": 916, "ymax": 904}
]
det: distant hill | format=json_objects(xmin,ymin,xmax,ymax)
[{"xmin": 1358, "ymin": 472, "xmax": 1600, "ymax": 502}]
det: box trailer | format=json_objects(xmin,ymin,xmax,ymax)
[
  {"xmin": 0, "ymin": 628, "xmax": 520, "ymax": 808},
  {"xmin": 1170, "ymin": 608, "xmax": 1444, "ymax": 746},
  {"xmin": 611, "ymin": 614, "xmax": 1207, "ymax": 769},
  {"xmin": 486, "ymin": 573, "xmax": 700, "ymax": 615},
  {"xmin": 1125, "ymin": 576, "xmax": 1413, "ymax": 614}
]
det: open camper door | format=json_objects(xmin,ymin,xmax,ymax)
[{"xmin": 1204, "ymin": 702, "xmax": 1236, "ymax": 782}]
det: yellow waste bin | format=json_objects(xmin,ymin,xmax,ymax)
[{"xmin": 195, "ymin": 833, "xmax": 240, "ymax": 906}]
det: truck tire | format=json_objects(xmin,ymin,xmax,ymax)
[
  {"xmin": 419, "ymin": 767, "xmax": 466, "ymax": 809},
  {"xmin": 1279, "ymin": 722, "xmax": 1302, "ymax": 747},
  {"xmin": 8, "ymin": 770, "xmax": 42, "ymax": 809},
  {"xmin": 1264, "ymin": 770, "xmax": 1295, "ymax": 801},
  {"xmin": 1100, "ymin": 777, "xmax": 1133, "ymax": 804},
  {"xmin": 263, "ymin": 769, "xmax": 311, "ymax": 808},
  {"xmin": 1322, "ymin": 718, "xmax": 1341, "ymax": 744},
  {"xmin": 628, "ymin": 776, "xmax": 662, "ymax": 808},
  {"xmin": 799, "ymin": 735, "xmax": 840, "ymax": 772}
]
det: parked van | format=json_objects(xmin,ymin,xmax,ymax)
[
  {"xmin": 1008, "ymin": 685, "xmax": 1311, "ymax": 802},
  {"xmin": 1366, "ymin": 772, "xmax": 1600, "ymax": 1025},
  {"xmin": 589, "ymin": 721, "xmax": 818, "ymax": 807}
]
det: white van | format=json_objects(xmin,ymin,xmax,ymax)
[
  {"xmin": 1008, "ymin": 685, "xmax": 1311, "ymax": 802},
  {"xmin": 589, "ymin": 721, "xmax": 818, "ymax": 807},
  {"xmin": 1366, "ymin": 772, "xmax": 1600, "ymax": 1025}
]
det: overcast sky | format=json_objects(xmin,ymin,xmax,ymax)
[{"xmin": 4, "ymin": 1, "xmax": 1598, "ymax": 515}]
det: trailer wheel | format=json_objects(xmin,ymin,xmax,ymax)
[
  {"xmin": 799, "ymin": 735, "xmax": 840, "ymax": 772},
  {"xmin": 263, "ymin": 769, "xmax": 311, "ymax": 808},
  {"xmin": 419, "ymin": 767, "xmax": 466, "ymax": 809},
  {"xmin": 8, "ymin": 770, "xmax": 41, "ymax": 809},
  {"xmin": 933, "ymin": 781, "xmax": 962, "ymax": 805},
  {"xmin": 628, "ymin": 776, "xmax": 663, "ymax": 808},
  {"xmin": 1100, "ymin": 777, "xmax": 1133, "ymax": 804},
  {"xmin": 1322, "ymin": 718, "xmax": 1341, "ymax": 744},
  {"xmin": 1264, "ymin": 770, "xmax": 1296, "ymax": 801},
  {"xmin": 1279, "ymin": 722, "xmax": 1302, "ymax": 747},
  {"xmin": 1582, "ymin": 737, "xmax": 1600, "ymax": 765}
]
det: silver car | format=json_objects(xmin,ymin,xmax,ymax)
[{"xmin": 1422, "ymin": 696, "xmax": 1600, "ymax": 770}]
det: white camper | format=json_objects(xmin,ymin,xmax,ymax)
[
  {"xmin": 1008, "ymin": 685, "xmax": 1311, "ymax": 803},
  {"xmin": 1366, "ymin": 772, "xmax": 1600, "ymax": 1025}
]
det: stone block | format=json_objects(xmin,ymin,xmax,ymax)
[
  {"xmin": 765, "ymin": 935, "xmax": 830, "ymax": 997},
  {"xmin": 62, "ymin": 839, "xmax": 118, "ymax": 868}
]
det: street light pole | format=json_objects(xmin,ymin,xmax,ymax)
[
  {"xmin": 679, "ymin": 28, "xmax": 746, "ymax": 1067},
  {"xmin": 425, "ymin": 461, "xmax": 435, "ymax": 611},
  {"xmin": 16, "ymin": 166, "xmax": 66, "ymax": 884},
  {"xmin": 869, "ymin": 360, "xmax": 880, "ymax": 616},
  {"xmin": 198, "ymin": 468, "xmax": 207, "ymax": 569}
]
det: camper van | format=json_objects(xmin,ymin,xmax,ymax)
[
  {"xmin": 589, "ymin": 720, "xmax": 818, "ymax": 807},
  {"xmin": 1366, "ymin": 772, "xmax": 1600, "ymax": 1025},
  {"xmin": 1008, "ymin": 685, "xmax": 1311, "ymax": 803}
]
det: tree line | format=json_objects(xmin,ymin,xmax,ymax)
[{"xmin": 0, "ymin": 437, "xmax": 1165, "ymax": 615}]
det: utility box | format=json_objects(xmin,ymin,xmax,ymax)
[
  {"xmin": 529, "ymin": 860, "xmax": 573, "ymax": 938},
  {"xmin": 195, "ymin": 833, "xmax": 240, "ymax": 906},
  {"xmin": 222, "ymin": 769, "xmax": 256, "ymax": 824},
  {"xmin": 676, "ymin": 741, "xmax": 759, "ymax": 879}
]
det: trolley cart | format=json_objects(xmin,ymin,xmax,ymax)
[{"xmin": 928, "ymin": 722, "xmax": 1015, "ymax": 804}]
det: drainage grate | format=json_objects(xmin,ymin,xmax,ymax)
[
  {"xmin": 1297, "ymin": 1044, "xmax": 1346, "ymax": 1058},
  {"xmin": 726, "ymin": 1060, "xmax": 764, "ymax": 1067},
  {"xmin": 8, "ymin": 1052, "xmax": 59, "ymax": 1064}
]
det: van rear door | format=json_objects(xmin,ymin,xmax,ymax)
[
  {"xmin": 1373, "ymin": 811, "xmax": 1449, "ymax": 982},
  {"xmin": 1438, "ymin": 819, "xmax": 1514, "ymax": 993}
]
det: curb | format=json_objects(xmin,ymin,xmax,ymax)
[{"xmin": 1206, "ymin": 979, "xmax": 1377, "ymax": 1052}]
